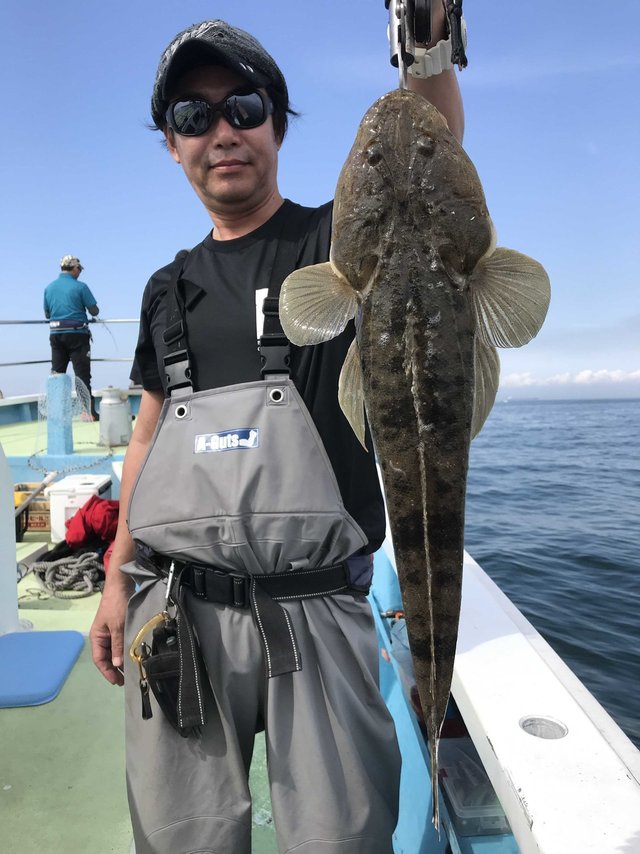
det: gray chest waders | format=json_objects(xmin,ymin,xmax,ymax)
[{"xmin": 127, "ymin": 210, "xmax": 367, "ymax": 734}]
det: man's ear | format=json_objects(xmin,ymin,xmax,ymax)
[{"xmin": 165, "ymin": 128, "xmax": 181, "ymax": 164}]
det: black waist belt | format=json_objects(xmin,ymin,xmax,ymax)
[
  {"xmin": 136, "ymin": 548, "xmax": 352, "ymax": 680},
  {"xmin": 49, "ymin": 320, "xmax": 89, "ymax": 330},
  {"xmin": 181, "ymin": 561, "xmax": 351, "ymax": 607}
]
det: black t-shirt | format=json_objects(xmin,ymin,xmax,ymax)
[{"xmin": 132, "ymin": 199, "xmax": 385, "ymax": 552}]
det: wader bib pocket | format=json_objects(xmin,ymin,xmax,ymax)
[{"xmin": 127, "ymin": 378, "xmax": 367, "ymax": 572}]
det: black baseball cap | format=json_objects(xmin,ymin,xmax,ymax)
[{"xmin": 151, "ymin": 20, "xmax": 290, "ymax": 131}]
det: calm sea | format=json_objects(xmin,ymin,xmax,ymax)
[{"xmin": 464, "ymin": 397, "xmax": 640, "ymax": 750}]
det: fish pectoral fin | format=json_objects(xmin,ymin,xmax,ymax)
[
  {"xmin": 279, "ymin": 262, "xmax": 357, "ymax": 346},
  {"xmin": 472, "ymin": 338, "xmax": 500, "ymax": 438},
  {"xmin": 470, "ymin": 247, "xmax": 551, "ymax": 348},
  {"xmin": 338, "ymin": 339, "xmax": 368, "ymax": 450}
]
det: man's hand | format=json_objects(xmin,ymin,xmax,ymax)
[{"xmin": 89, "ymin": 581, "xmax": 132, "ymax": 686}]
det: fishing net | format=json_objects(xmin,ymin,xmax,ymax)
[
  {"xmin": 26, "ymin": 374, "xmax": 112, "ymax": 476},
  {"xmin": 37, "ymin": 375, "xmax": 93, "ymax": 421}
]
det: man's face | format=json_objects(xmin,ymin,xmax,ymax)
[{"xmin": 164, "ymin": 65, "xmax": 281, "ymax": 218}]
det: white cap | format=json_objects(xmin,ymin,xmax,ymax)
[{"xmin": 60, "ymin": 255, "xmax": 83, "ymax": 270}]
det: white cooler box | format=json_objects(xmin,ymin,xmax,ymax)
[{"xmin": 45, "ymin": 474, "xmax": 112, "ymax": 542}]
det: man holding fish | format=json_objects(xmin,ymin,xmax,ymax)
[{"xmin": 90, "ymin": 3, "xmax": 548, "ymax": 851}]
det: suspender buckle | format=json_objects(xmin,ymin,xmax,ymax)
[
  {"xmin": 259, "ymin": 333, "xmax": 291, "ymax": 377},
  {"xmin": 164, "ymin": 349, "xmax": 192, "ymax": 393}
]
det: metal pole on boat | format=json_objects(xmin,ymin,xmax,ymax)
[{"xmin": 0, "ymin": 440, "xmax": 20, "ymax": 634}]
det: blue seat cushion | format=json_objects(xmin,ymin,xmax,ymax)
[{"xmin": 0, "ymin": 630, "xmax": 85, "ymax": 708}]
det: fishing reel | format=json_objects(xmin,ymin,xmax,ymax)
[{"xmin": 386, "ymin": 0, "xmax": 467, "ymax": 88}]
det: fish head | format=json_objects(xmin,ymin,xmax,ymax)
[{"xmin": 332, "ymin": 89, "xmax": 494, "ymax": 295}]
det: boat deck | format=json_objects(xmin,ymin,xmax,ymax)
[
  {"xmin": 1, "ymin": 417, "xmax": 110, "ymax": 458},
  {"xmin": 4, "ymin": 402, "xmax": 640, "ymax": 853},
  {"xmin": 6, "ymin": 544, "xmax": 279, "ymax": 854}
]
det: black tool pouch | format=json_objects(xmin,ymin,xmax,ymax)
[
  {"xmin": 143, "ymin": 620, "xmax": 184, "ymax": 735},
  {"xmin": 143, "ymin": 602, "xmax": 207, "ymax": 738}
]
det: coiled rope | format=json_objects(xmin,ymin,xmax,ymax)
[{"xmin": 29, "ymin": 552, "xmax": 105, "ymax": 599}]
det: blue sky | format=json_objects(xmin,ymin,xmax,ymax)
[{"xmin": 1, "ymin": 0, "xmax": 638, "ymax": 399}]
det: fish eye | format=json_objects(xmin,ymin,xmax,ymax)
[
  {"xmin": 417, "ymin": 137, "xmax": 435, "ymax": 157},
  {"xmin": 366, "ymin": 145, "xmax": 384, "ymax": 166}
]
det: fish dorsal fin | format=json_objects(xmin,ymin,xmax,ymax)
[
  {"xmin": 470, "ymin": 247, "xmax": 551, "ymax": 348},
  {"xmin": 472, "ymin": 338, "xmax": 500, "ymax": 438},
  {"xmin": 279, "ymin": 261, "xmax": 357, "ymax": 346},
  {"xmin": 338, "ymin": 338, "xmax": 368, "ymax": 450}
]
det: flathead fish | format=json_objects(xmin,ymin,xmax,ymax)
[{"xmin": 279, "ymin": 89, "xmax": 550, "ymax": 824}]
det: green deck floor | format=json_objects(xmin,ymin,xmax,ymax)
[
  {"xmin": 1, "ymin": 640, "xmax": 132, "ymax": 854},
  {"xmin": 3, "ymin": 543, "xmax": 278, "ymax": 854},
  {"xmin": 2, "ymin": 417, "xmax": 111, "ymax": 458}
]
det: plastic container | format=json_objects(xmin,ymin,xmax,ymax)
[
  {"xmin": 14, "ymin": 483, "xmax": 51, "ymax": 536},
  {"xmin": 439, "ymin": 737, "xmax": 511, "ymax": 837},
  {"xmin": 98, "ymin": 387, "xmax": 132, "ymax": 447},
  {"xmin": 45, "ymin": 475, "xmax": 112, "ymax": 542}
]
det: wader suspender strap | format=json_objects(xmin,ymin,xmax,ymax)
[
  {"xmin": 162, "ymin": 250, "xmax": 194, "ymax": 393},
  {"xmin": 258, "ymin": 213, "xmax": 301, "ymax": 377},
  {"xmin": 162, "ymin": 206, "xmax": 311, "ymax": 391}
]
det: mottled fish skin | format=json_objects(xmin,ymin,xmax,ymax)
[
  {"xmin": 332, "ymin": 90, "xmax": 494, "ymax": 818},
  {"xmin": 280, "ymin": 86, "xmax": 549, "ymax": 824}
]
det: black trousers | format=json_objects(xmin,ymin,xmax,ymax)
[{"xmin": 49, "ymin": 332, "xmax": 97, "ymax": 417}]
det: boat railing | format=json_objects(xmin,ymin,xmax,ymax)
[{"xmin": 0, "ymin": 318, "xmax": 139, "ymax": 371}]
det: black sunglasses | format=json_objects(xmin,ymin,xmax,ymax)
[{"xmin": 166, "ymin": 90, "xmax": 274, "ymax": 136}]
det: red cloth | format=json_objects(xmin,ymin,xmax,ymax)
[
  {"xmin": 65, "ymin": 494, "xmax": 120, "ymax": 549},
  {"xmin": 103, "ymin": 542, "xmax": 114, "ymax": 572}
]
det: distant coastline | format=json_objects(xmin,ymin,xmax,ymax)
[{"xmin": 497, "ymin": 395, "xmax": 640, "ymax": 403}]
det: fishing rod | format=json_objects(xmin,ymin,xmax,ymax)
[
  {"xmin": 0, "ymin": 358, "xmax": 134, "ymax": 368},
  {"xmin": 0, "ymin": 318, "xmax": 138, "ymax": 325},
  {"xmin": 0, "ymin": 318, "xmax": 139, "ymax": 367}
]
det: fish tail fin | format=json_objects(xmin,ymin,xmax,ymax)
[{"xmin": 431, "ymin": 736, "xmax": 441, "ymax": 831}]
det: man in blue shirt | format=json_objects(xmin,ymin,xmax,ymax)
[{"xmin": 44, "ymin": 255, "xmax": 100, "ymax": 419}]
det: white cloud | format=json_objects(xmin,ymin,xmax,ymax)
[
  {"xmin": 501, "ymin": 372, "xmax": 538, "ymax": 387},
  {"xmin": 502, "ymin": 369, "xmax": 640, "ymax": 388},
  {"xmin": 574, "ymin": 369, "xmax": 640, "ymax": 384}
]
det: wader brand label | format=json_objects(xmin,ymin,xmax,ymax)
[{"xmin": 194, "ymin": 428, "xmax": 259, "ymax": 454}]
